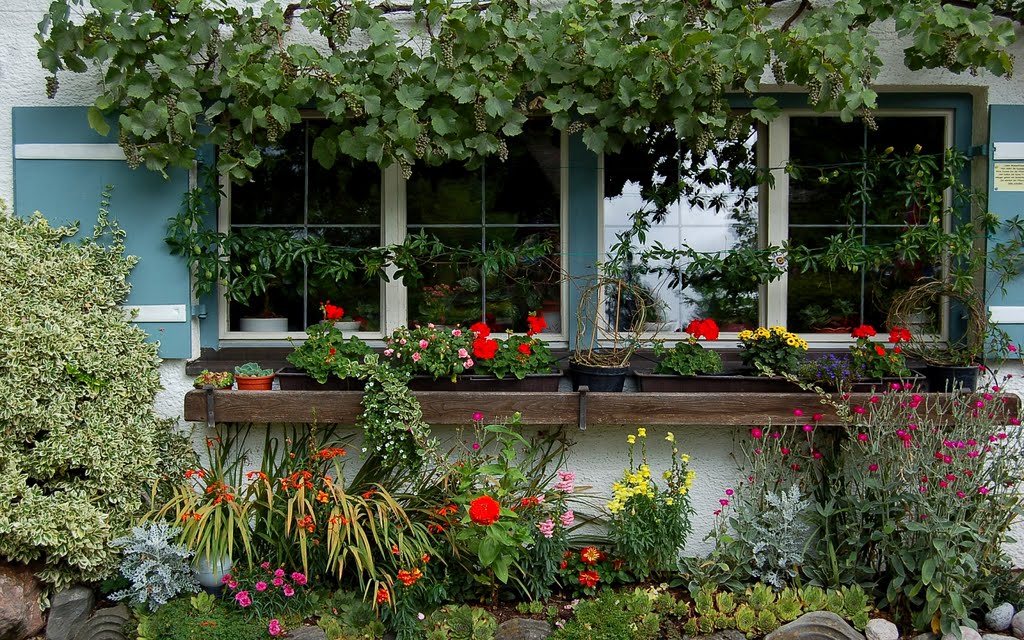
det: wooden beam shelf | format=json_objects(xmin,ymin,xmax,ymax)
[{"xmin": 184, "ymin": 390, "xmax": 1019, "ymax": 427}]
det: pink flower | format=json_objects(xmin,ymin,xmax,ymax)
[
  {"xmin": 458, "ymin": 348, "xmax": 469, "ymax": 358},
  {"xmin": 868, "ymin": 464, "xmax": 878, "ymax": 472},
  {"xmin": 383, "ymin": 348, "xmax": 393, "ymax": 356},
  {"xmin": 956, "ymin": 491, "xmax": 967, "ymax": 498},
  {"xmin": 260, "ymin": 562, "xmax": 270, "ymax": 570},
  {"xmin": 555, "ymin": 471, "xmax": 576, "ymax": 493},
  {"xmin": 812, "ymin": 413, "xmax": 824, "ymax": 422},
  {"xmin": 780, "ymin": 447, "xmax": 790, "ymax": 455},
  {"xmin": 471, "ymin": 442, "xmax": 481, "ymax": 451},
  {"xmin": 793, "ymin": 409, "xmax": 804, "ymax": 417},
  {"xmin": 472, "ymin": 411, "xmax": 484, "ymax": 422},
  {"xmin": 291, "ymin": 572, "xmax": 307, "ymax": 585},
  {"xmin": 255, "ymin": 581, "xmax": 268, "ymax": 592},
  {"xmin": 399, "ymin": 338, "xmax": 407, "ymax": 345},
  {"xmin": 419, "ymin": 339, "xmax": 429, "ymax": 349},
  {"xmin": 235, "ymin": 591, "xmax": 251, "ymax": 607},
  {"xmin": 1010, "ymin": 344, "xmax": 1018, "ymax": 352},
  {"xmin": 227, "ymin": 580, "xmax": 238, "ymax": 589},
  {"xmin": 412, "ymin": 352, "xmax": 422, "ymax": 362},
  {"xmin": 537, "ymin": 518, "xmax": 556, "ymax": 538},
  {"xmin": 560, "ymin": 510, "xmax": 575, "ymax": 527},
  {"xmin": 268, "ymin": 619, "xmax": 283, "ymax": 636},
  {"xmin": 272, "ymin": 577, "xmax": 284, "ymax": 587},
  {"xmin": 978, "ymin": 486, "xmax": 990, "ymax": 495},
  {"xmin": 452, "ymin": 329, "xmax": 462, "ymax": 337},
  {"xmin": 427, "ymin": 323, "xmax": 435, "ymax": 329},
  {"xmin": 274, "ymin": 568, "xmax": 285, "ymax": 578},
  {"xmin": 802, "ymin": 424, "xmax": 813, "ymax": 433},
  {"xmin": 725, "ymin": 488, "xmax": 734, "ymax": 496},
  {"xmin": 857, "ymin": 433, "xmax": 868, "ymax": 442},
  {"xmin": 750, "ymin": 428, "xmax": 763, "ymax": 439},
  {"xmin": 464, "ymin": 358, "xmax": 474, "ymax": 368},
  {"xmin": 812, "ymin": 450, "xmax": 823, "ymax": 460},
  {"xmin": 283, "ymin": 584, "xmax": 295, "ymax": 597},
  {"xmin": 221, "ymin": 574, "xmax": 232, "ymax": 584},
  {"xmin": 720, "ymin": 499, "xmax": 730, "ymax": 506}
]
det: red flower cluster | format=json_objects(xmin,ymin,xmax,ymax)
[
  {"xmin": 851, "ymin": 324, "xmax": 877, "ymax": 339},
  {"xmin": 580, "ymin": 546, "xmax": 604, "ymax": 565},
  {"xmin": 578, "ymin": 569, "xmax": 600, "ymax": 588},
  {"xmin": 517, "ymin": 343, "xmax": 532, "ymax": 355},
  {"xmin": 321, "ymin": 301, "xmax": 345, "ymax": 321},
  {"xmin": 526, "ymin": 314, "xmax": 547, "ymax": 336},
  {"xmin": 470, "ymin": 322, "xmax": 499, "ymax": 359},
  {"xmin": 685, "ymin": 318, "xmax": 720, "ymax": 341},
  {"xmin": 889, "ymin": 327, "xmax": 912, "ymax": 343},
  {"xmin": 375, "ymin": 586, "xmax": 390, "ymax": 604},
  {"xmin": 468, "ymin": 495, "xmax": 501, "ymax": 526},
  {"xmin": 396, "ymin": 568, "xmax": 423, "ymax": 586},
  {"xmin": 311, "ymin": 447, "xmax": 347, "ymax": 461}
]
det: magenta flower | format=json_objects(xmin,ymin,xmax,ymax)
[
  {"xmin": 725, "ymin": 488, "xmax": 734, "ymax": 496},
  {"xmin": 780, "ymin": 447, "xmax": 790, "ymax": 455},
  {"xmin": 419, "ymin": 339, "xmax": 429, "ymax": 349},
  {"xmin": 283, "ymin": 584, "xmax": 295, "ymax": 597},
  {"xmin": 268, "ymin": 619, "xmax": 283, "ymax": 636},
  {"xmin": 272, "ymin": 577, "xmax": 284, "ymax": 587},
  {"xmin": 221, "ymin": 574, "xmax": 232, "ymax": 585},
  {"xmin": 750, "ymin": 428, "xmax": 763, "ymax": 439},
  {"xmin": 260, "ymin": 562, "xmax": 270, "ymax": 570},
  {"xmin": 868, "ymin": 464, "xmax": 878, "ymax": 472},
  {"xmin": 852, "ymin": 406, "xmax": 866, "ymax": 414},
  {"xmin": 235, "ymin": 591, "xmax": 251, "ymax": 608},
  {"xmin": 857, "ymin": 433, "xmax": 868, "ymax": 443},
  {"xmin": 802, "ymin": 424, "xmax": 813, "ymax": 433},
  {"xmin": 978, "ymin": 486, "xmax": 991, "ymax": 495},
  {"xmin": 793, "ymin": 409, "xmax": 804, "ymax": 417},
  {"xmin": 471, "ymin": 442, "xmax": 481, "ymax": 451},
  {"xmin": 956, "ymin": 491, "xmax": 967, "ymax": 498},
  {"xmin": 274, "ymin": 568, "xmax": 285, "ymax": 578},
  {"xmin": 255, "ymin": 581, "xmax": 268, "ymax": 592},
  {"xmin": 472, "ymin": 411, "xmax": 484, "ymax": 422},
  {"xmin": 720, "ymin": 499, "xmax": 730, "ymax": 506},
  {"xmin": 291, "ymin": 571, "xmax": 307, "ymax": 585},
  {"xmin": 227, "ymin": 580, "xmax": 238, "ymax": 589}
]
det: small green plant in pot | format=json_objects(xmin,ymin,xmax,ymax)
[
  {"xmin": 193, "ymin": 370, "xmax": 234, "ymax": 389},
  {"xmin": 233, "ymin": 362, "xmax": 274, "ymax": 390},
  {"xmin": 653, "ymin": 318, "xmax": 724, "ymax": 376},
  {"xmin": 286, "ymin": 320, "xmax": 371, "ymax": 385},
  {"xmin": 848, "ymin": 324, "xmax": 913, "ymax": 380}
]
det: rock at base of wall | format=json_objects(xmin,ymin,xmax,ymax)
[
  {"xmin": 70, "ymin": 604, "xmax": 129, "ymax": 640},
  {"xmin": 46, "ymin": 586, "xmax": 94, "ymax": 640},
  {"xmin": 865, "ymin": 618, "xmax": 899, "ymax": 640},
  {"xmin": 0, "ymin": 564, "xmax": 45, "ymax": 640},
  {"xmin": 987, "ymin": 604, "xmax": 1016, "ymax": 633},
  {"xmin": 763, "ymin": 611, "xmax": 865, "ymax": 640},
  {"xmin": 941, "ymin": 627, "xmax": 981, "ymax": 640},
  {"xmin": 287, "ymin": 626, "xmax": 327, "ymax": 640}
]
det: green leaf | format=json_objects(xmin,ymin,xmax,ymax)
[
  {"xmin": 478, "ymin": 536, "xmax": 497, "ymax": 566},
  {"xmin": 921, "ymin": 558, "xmax": 935, "ymax": 584},
  {"xmin": 311, "ymin": 135, "xmax": 337, "ymax": 169},
  {"xmin": 395, "ymin": 84, "xmax": 426, "ymax": 110},
  {"xmin": 87, "ymin": 106, "xmax": 111, "ymax": 136}
]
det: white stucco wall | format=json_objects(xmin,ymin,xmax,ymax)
[{"xmin": 5, "ymin": 0, "xmax": 1024, "ymax": 563}]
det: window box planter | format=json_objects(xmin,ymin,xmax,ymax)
[
  {"xmin": 406, "ymin": 370, "xmax": 562, "ymax": 392},
  {"xmin": 634, "ymin": 370, "xmax": 800, "ymax": 393},
  {"xmin": 924, "ymin": 365, "xmax": 979, "ymax": 392},
  {"xmin": 275, "ymin": 367, "xmax": 365, "ymax": 391},
  {"xmin": 847, "ymin": 373, "xmax": 926, "ymax": 393}
]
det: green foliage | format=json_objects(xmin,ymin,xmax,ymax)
[
  {"xmin": 37, "ymin": 0, "xmax": 1016, "ymax": 182},
  {"xmin": 0, "ymin": 205, "xmax": 189, "ymax": 588},
  {"xmin": 424, "ymin": 605, "xmax": 497, "ymax": 640},
  {"xmin": 193, "ymin": 370, "xmax": 234, "ymax": 389},
  {"xmin": 316, "ymin": 590, "xmax": 386, "ymax": 640},
  {"xmin": 136, "ymin": 595, "xmax": 266, "ymax": 640},
  {"xmin": 234, "ymin": 362, "xmax": 274, "ymax": 377},
  {"xmin": 383, "ymin": 325, "xmax": 475, "ymax": 381},
  {"xmin": 737, "ymin": 326, "xmax": 810, "ymax": 375},
  {"xmin": 357, "ymin": 354, "xmax": 433, "ymax": 469},
  {"xmin": 552, "ymin": 589, "xmax": 661, "ymax": 640},
  {"xmin": 287, "ymin": 322, "xmax": 371, "ymax": 384},
  {"xmin": 472, "ymin": 334, "xmax": 558, "ymax": 380},
  {"xmin": 652, "ymin": 341, "xmax": 724, "ymax": 376},
  {"xmin": 109, "ymin": 523, "xmax": 199, "ymax": 611}
]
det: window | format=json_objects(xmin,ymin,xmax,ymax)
[
  {"xmin": 221, "ymin": 120, "xmax": 564, "ymax": 339},
  {"xmin": 602, "ymin": 109, "xmax": 955, "ymax": 339}
]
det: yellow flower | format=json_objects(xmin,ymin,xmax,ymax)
[
  {"xmin": 665, "ymin": 431, "xmax": 675, "ymax": 443},
  {"xmin": 663, "ymin": 470, "xmax": 673, "ymax": 480},
  {"xmin": 627, "ymin": 435, "xmax": 636, "ymax": 444},
  {"xmin": 637, "ymin": 427, "xmax": 647, "ymax": 438},
  {"xmin": 738, "ymin": 330, "xmax": 753, "ymax": 340},
  {"xmin": 665, "ymin": 497, "xmax": 674, "ymax": 506},
  {"xmin": 681, "ymin": 454, "xmax": 690, "ymax": 463},
  {"xmin": 786, "ymin": 336, "xmax": 798, "ymax": 347},
  {"xmin": 678, "ymin": 486, "xmax": 688, "ymax": 496}
]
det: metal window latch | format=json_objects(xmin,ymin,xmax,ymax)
[{"xmin": 578, "ymin": 385, "xmax": 589, "ymax": 431}]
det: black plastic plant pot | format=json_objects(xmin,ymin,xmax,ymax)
[
  {"xmin": 568, "ymin": 361, "xmax": 628, "ymax": 392},
  {"xmin": 924, "ymin": 364, "xmax": 979, "ymax": 392}
]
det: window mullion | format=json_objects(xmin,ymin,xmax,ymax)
[
  {"xmin": 766, "ymin": 115, "xmax": 790, "ymax": 328},
  {"xmin": 383, "ymin": 164, "xmax": 406, "ymax": 334}
]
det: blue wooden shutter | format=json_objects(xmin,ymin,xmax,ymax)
[
  {"xmin": 13, "ymin": 106, "xmax": 192, "ymax": 359},
  {"xmin": 987, "ymin": 105, "xmax": 1024, "ymax": 350}
]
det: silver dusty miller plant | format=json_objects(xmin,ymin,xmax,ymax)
[
  {"xmin": 737, "ymin": 485, "xmax": 811, "ymax": 588},
  {"xmin": 110, "ymin": 522, "xmax": 199, "ymax": 610}
]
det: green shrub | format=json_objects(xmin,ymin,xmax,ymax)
[
  {"xmin": 136, "ymin": 596, "xmax": 267, "ymax": 640},
  {"xmin": 0, "ymin": 205, "xmax": 189, "ymax": 587}
]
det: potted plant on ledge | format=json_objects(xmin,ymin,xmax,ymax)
[
  {"xmin": 636, "ymin": 318, "xmax": 725, "ymax": 391},
  {"xmin": 568, "ymin": 275, "xmax": 650, "ymax": 392},
  {"xmin": 233, "ymin": 362, "xmax": 275, "ymax": 390}
]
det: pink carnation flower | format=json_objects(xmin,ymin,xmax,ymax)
[{"xmin": 255, "ymin": 581, "xmax": 268, "ymax": 592}]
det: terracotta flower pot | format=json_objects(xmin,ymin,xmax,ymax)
[{"xmin": 235, "ymin": 374, "xmax": 275, "ymax": 390}]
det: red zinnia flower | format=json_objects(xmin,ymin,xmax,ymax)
[
  {"xmin": 468, "ymin": 495, "xmax": 501, "ymax": 526},
  {"xmin": 578, "ymin": 569, "xmax": 600, "ymax": 588},
  {"xmin": 526, "ymin": 314, "xmax": 547, "ymax": 336},
  {"xmin": 580, "ymin": 546, "xmax": 601, "ymax": 565}
]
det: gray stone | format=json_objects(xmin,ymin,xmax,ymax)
[
  {"xmin": 0, "ymin": 563, "xmax": 45, "ymax": 640},
  {"xmin": 46, "ymin": 586, "xmax": 94, "ymax": 640},
  {"xmin": 683, "ymin": 633, "xmax": 747, "ymax": 640},
  {"xmin": 865, "ymin": 618, "xmax": 900, "ymax": 640},
  {"xmin": 495, "ymin": 618, "xmax": 554, "ymax": 640},
  {"xmin": 764, "ymin": 611, "xmax": 865, "ymax": 640},
  {"xmin": 286, "ymin": 627, "xmax": 327, "ymax": 640},
  {"xmin": 941, "ymin": 628, "xmax": 982, "ymax": 640},
  {"xmin": 983, "ymin": 635, "xmax": 1017, "ymax": 640},
  {"xmin": 988, "ymin": 604, "xmax": 1016, "ymax": 632},
  {"xmin": 909, "ymin": 634, "xmax": 938, "ymax": 640},
  {"xmin": 1012, "ymin": 610, "xmax": 1024, "ymax": 639},
  {"xmin": 70, "ymin": 604, "xmax": 130, "ymax": 640}
]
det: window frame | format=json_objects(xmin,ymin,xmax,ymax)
[{"xmin": 215, "ymin": 130, "xmax": 571, "ymax": 346}]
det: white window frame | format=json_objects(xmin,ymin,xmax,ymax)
[{"xmin": 216, "ymin": 132, "xmax": 570, "ymax": 346}]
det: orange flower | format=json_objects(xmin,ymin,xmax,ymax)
[
  {"xmin": 316, "ymin": 491, "xmax": 329, "ymax": 504},
  {"xmin": 391, "ymin": 544, "xmax": 401, "ymax": 555},
  {"xmin": 329, "ymin": 514, "xmax": 349, "ymax": 526},
  {"xmin": 397, "ymin": 568, "xmax": 423, "ymax": 586},
  {"xmin": 580, "ymin": 547, "xmax": 601, "ymax": 565},
  {"xmin": 362, "ymin": 489, "xmax": 377, "ymax": 500},
  {"xmin": 421, "ymin": 553, "xmax": 431, "ymax": 563},
  {"xmin": 375, "ymin": 586, "xmax": 390, "ymax": 604},
  {"xmin": 578, "ymin": 569, "xmax": 600, "ymax": 588},
  {"xmin": 427, "ymin": 523, "xmax": 446, "ymax": 534},
  {"xmin": 468, "ymin": 495, "xmax": 501, "ymax": 526}
]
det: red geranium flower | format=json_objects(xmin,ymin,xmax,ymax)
[
  {"xmin": 468, "ymin": 495, "xmax": 501, "ymax": 526},
  {"xmin": 517, "ymin": 343, "xmax": 532, "ymax": 355},
  {"xmin": 473, "ymin": 337, "xmax": 499, "ymax": 360},
  {"xmin": 526, "ymin": 314, "xmax": 547, "ymax": 336},
  {"xmin": 686, "ymin": 318, "xmax": 720, "ymax": 341},
  {"xmin": 470, "ymin": 322, "xmax": 491, "ymax": 338},
  {"xmin": 874, "ymin": 345, "xmax": 886, "ymax": 357},
  {"xmin": 321, "ymin": 301, "xmax": 345, "ymax": 321},
  {"xmin": 889, "ymin": 327, "xmax": 912, "ymax": 343},
  {"xmin": 851, "ymin": 324, "xmax": 877, "ymax": 339}
]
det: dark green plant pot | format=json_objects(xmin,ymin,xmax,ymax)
[
  {"xmin": 924, "ymin": 364, "xmax": 978, "ymax": 392},
  {"xmin": 569, "ymin": 361, "xmax": 628, "ymax": 392}
]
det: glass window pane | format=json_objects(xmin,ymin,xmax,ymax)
[
  {"xmin": 231, "ymin": 127, "xmax": 306, "ymax": 226},
  {"xmin": 604, "ymin": 127, "xmax": 760, "ymax": 332}
]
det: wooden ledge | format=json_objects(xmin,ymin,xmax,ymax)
[{"xmin": 183, "ymin": 390, "xmax": 1021, "ymax": 427}]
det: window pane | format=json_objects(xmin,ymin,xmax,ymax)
[
  {"xmin": 228, "ymin": 122, "xmax": 382, "ymax": 332},
  {"xmin": 407, "ymin": 121, "xmax": 562, "ymax": 332},
  {"xmin": 787, "ymin": 116, "xmax": 945, "ymax": 332},
  {"xmin": 604, "ymin": 127, "xmax": 760, "ymax": 332}
]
